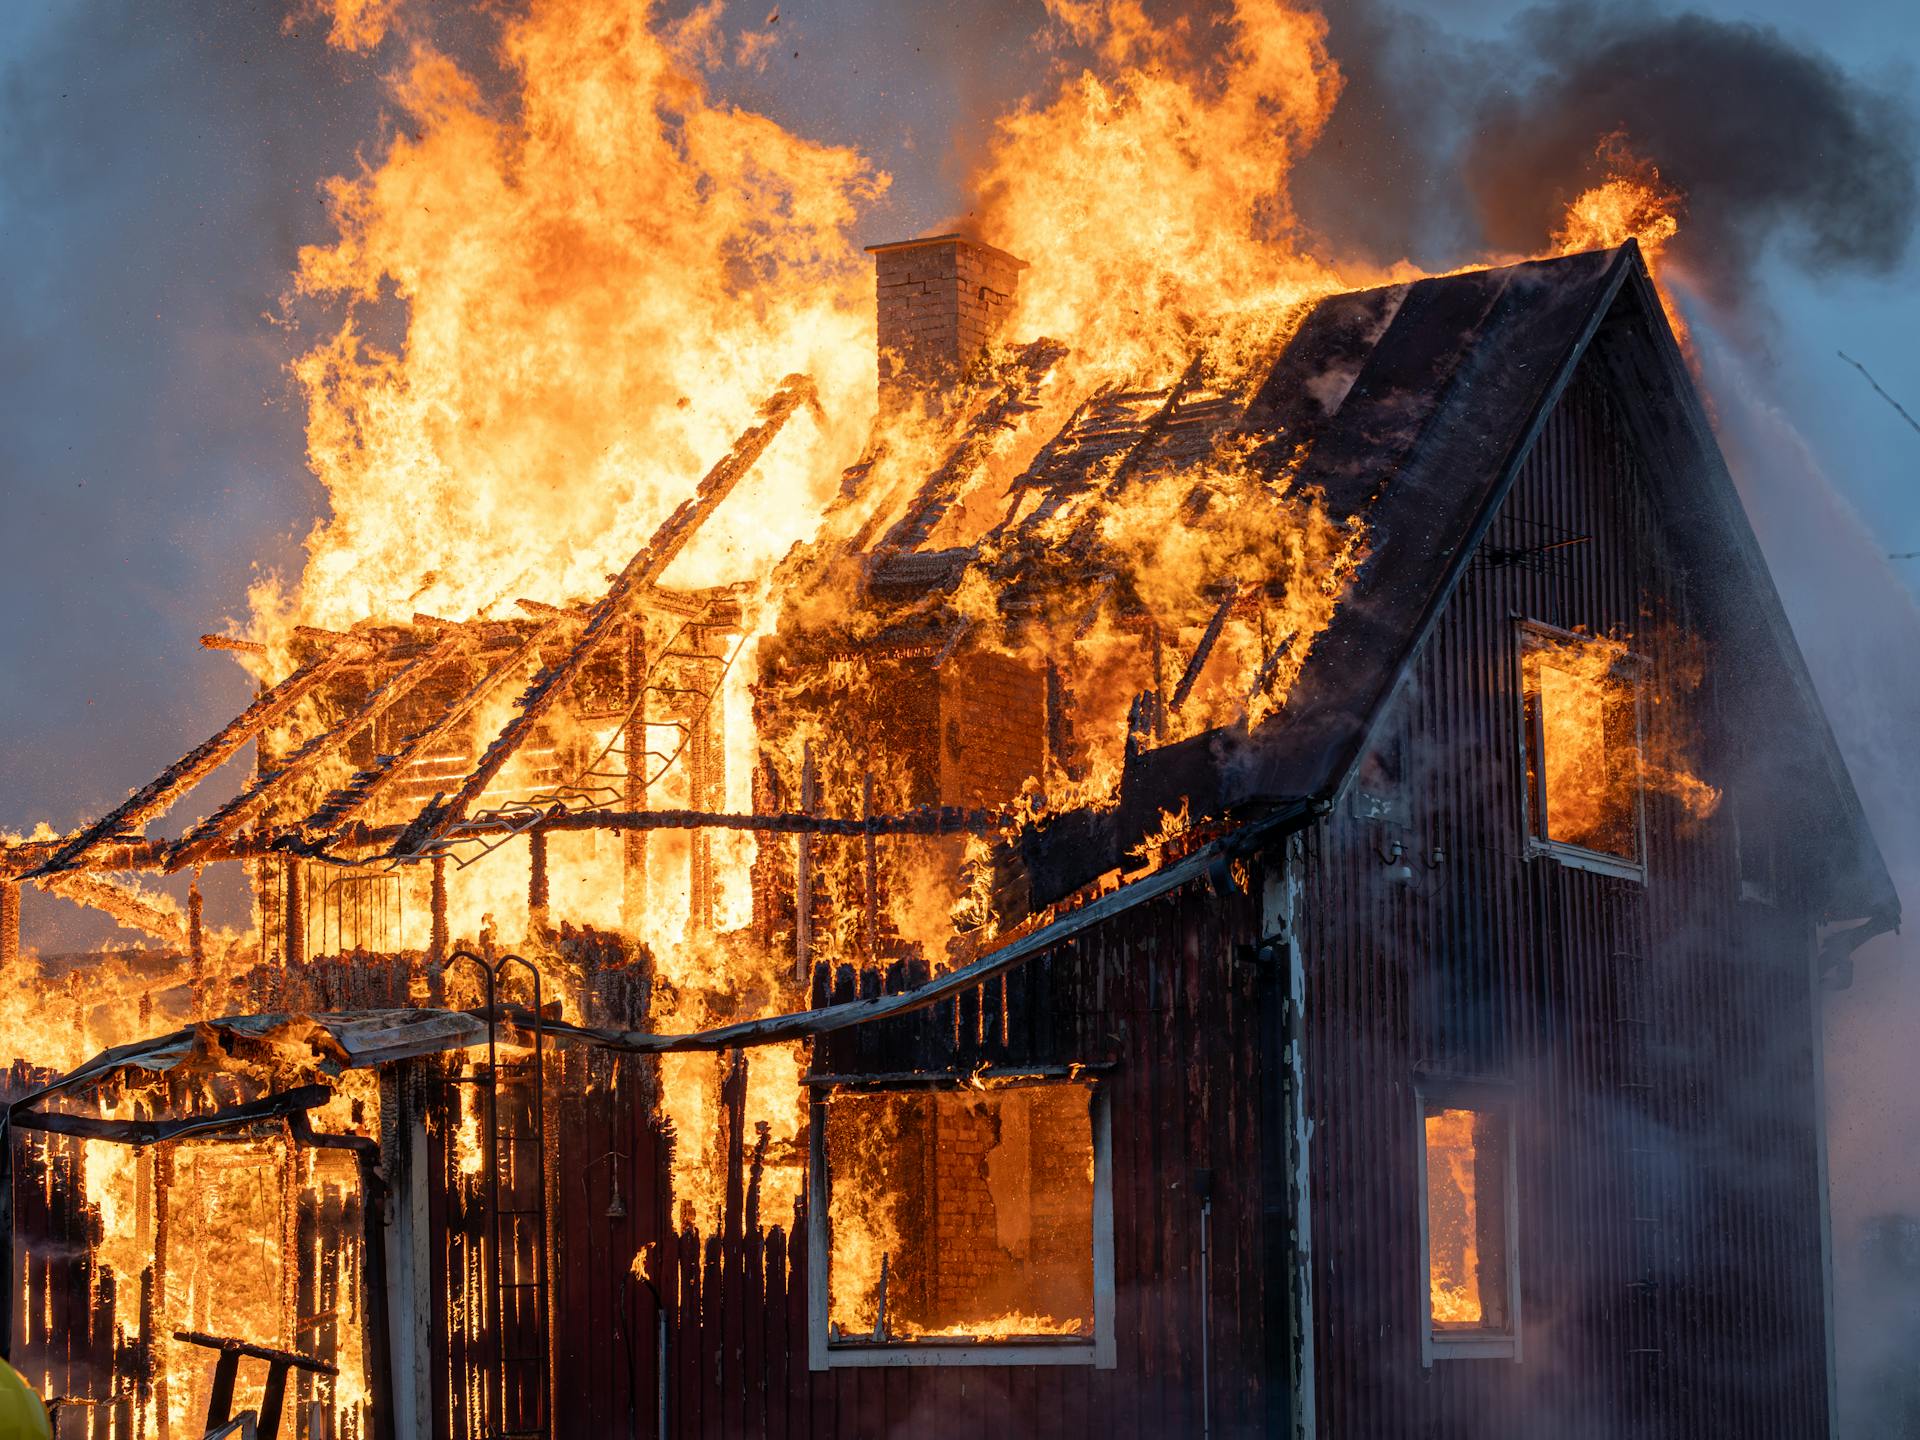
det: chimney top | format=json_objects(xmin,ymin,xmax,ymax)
[
  {"xmin": 868, "ymin": 234, "xmax": 1027, "ymax": 414},
  {"xmin": 864, "ymin": 233, "xmax": 1030, "ymax": 270}
]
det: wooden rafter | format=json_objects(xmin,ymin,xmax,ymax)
[
  {"xmin": 301, "ymin": 613, "xmax": 582, "ymax": 841},
  {"xmin": 24, "ymin": 636, "xmax": 372, "ymax": 879},
  {"xmin": 1170, "ymin": 584, "xmax": 1241, "ymax": 713},
  {"xmin": 1050, "ymin": 351, "xmax": 1207, "ymax": 557},
  {"xmin": 166, "ymin": 627, "xmax": 481, "ymax": 872},
  {"xmin": 393, "ymin": 374, "xmax": 817, "ymax": 857},
  {"xmin": 870, "ymin": 339, "xmax": 1067, "ymax": 556},
  {"xmin": 982, "ymin": 352, "xmax": 1209, "ymax": 567},
  {"xmin": 39, "ymin": 872, "xmax": 187, "ymax": 947},
  {"xmin": 979, "ymin": 390, "xmax": 1105, "ymax": 546}
]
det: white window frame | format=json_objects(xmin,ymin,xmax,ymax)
[
  {"xmin": 1414, "ymin": 1079, "xmax": 1522, "ymax": 1366},
  {"xmin": 807, "ymin": 1075, "xmax": 1116, "ymax": 1370},
  {"xmin": 1517, "ymin": 620, "xmax": 1648, "ymax": 883}
]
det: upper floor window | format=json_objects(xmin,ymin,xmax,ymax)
[{"xmin": 1520, "ymin": 624, "xmax": 1645, "ymax": 878}]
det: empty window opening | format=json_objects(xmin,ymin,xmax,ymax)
[
  {"xmin": 1522, "ymin": 626, "xmax": 1644, "ymax": 869},
  {"xmin": 811, "ymin": 1078, "xmax": 1114, "ymax": 1367},
  {"xmin": 1419, "ymin": 1094, "xmax": 1519, "ymax": 1363}
]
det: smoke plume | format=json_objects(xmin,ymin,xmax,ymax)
[
  {"xmin": 1465, "ymin": 3, "xmax": 1917, "ymax": 312},
  {"xmin": 1291, "ymin": 1, "xmax": 1919, "ymax": 325}
]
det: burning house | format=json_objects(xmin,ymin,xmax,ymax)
[{"xmin": 0, "ymin": 230, "xmax": 1897, "ymax": 1440}]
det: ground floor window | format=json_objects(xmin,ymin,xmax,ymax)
[
  {"xmin": 808, "ymin": 1075, "xmax": 1115, "ymax": 1368},
  {"xmin": 1418, "ymin": 1086, "xmax": 1520, "ymax": 1363}
]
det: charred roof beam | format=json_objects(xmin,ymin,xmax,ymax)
[
  {"xmin": 298, "ymin": 610, "xmax": 585, "ymax": 843},
  {"xmin": 392, "ymin": 374, "xmax": 818, "ymax": 859},
  {"xmin": 23, "ymin": 635, "xmax": 376, "ymax": 879},
  {"xmin": 166, "ymin": 626, "xmax": 482, "ymax": 872}
]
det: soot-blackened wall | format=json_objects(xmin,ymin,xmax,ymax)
[{"xmin": 1297, "ymin": 356, "xmax": 1832, "ymax": 1439}]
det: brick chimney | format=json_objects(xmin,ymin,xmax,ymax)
[{"xmin": 867, "ymin": 234, "xmax": 1026, "ymax": 413}]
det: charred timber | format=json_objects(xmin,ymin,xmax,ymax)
[
  {"xmin": 39, "ymin": 872, "xmax": 188, "ymax": 947},
  {"xmin": 25, "ymin": 636, "xmax": 376, "ymax": 878},
  {"xmin": 465, "ymin": 810, "xmax": 1308, "ymax": 1057},
  {"xmin": 286, "ymin": 1108, "xmax": 396, "ymax": 1440},
  {"xmin": 870, "ymin": 339, "xmax": 1068, "ymax": 555},
  {"xmin": 199, "ymin": 634, "xmax": 267, "ymax": 656},
  {"xmin": 168, "ymin": 626, "xmax": 482, "ymax": 872},
  {"xmin": 170, "ymin": 1331, "xmax": 337, "ymax": 1375},
  {"xmin": 0, "ymin": 802, "xmax": 1015, "ymax": 878},
  {"xmin": 301, "ymin": 610, "xmax": 583, "ymax": 838},
  {"xmin": 10, "ymin": 1083, "xmax": 332, "ymax": 1146},
  {"xmin": 398, "ymin": 374, "xmax": 816, "ymax": 856}
]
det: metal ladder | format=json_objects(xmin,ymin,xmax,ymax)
[{"xmin": 409, "ymin": 615, "xmax": 740, "ymax": 869}]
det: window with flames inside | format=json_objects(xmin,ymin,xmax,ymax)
[
  {"xmin": 1420, "ymin": 1096, "xmax": 1518, "ymax": 1363},
  {"xmin": 1521, "ymin": 624, "xmax": 1646, "ymax": 874},
  {"xmin": 813, "ymin": 1078, "xmax": 1113, "ymax": 1367}
]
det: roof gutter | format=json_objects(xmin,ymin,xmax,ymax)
[{"xmin": 502, "ymin": 797, "xmax": 1326, "ymax": 1058}]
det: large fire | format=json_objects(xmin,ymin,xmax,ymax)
[
  {"xmin": 1553, "ymin": 134, "xmax": 1687, "ymax": 341},
  {"xmin": 0, "ymin": 0, "xmax": 1710, "ymax": 1423}
]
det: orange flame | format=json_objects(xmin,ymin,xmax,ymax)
[
  {"xmin": 1425, "ymin": 1107, "xmax": 1483, "ymax": 1326},
  {"xmin": 1526, "ymin": 628, "xmax": 1720, "ymax": 861},
  {"xmin": 1554, "ymin": 134, "xmax": 1687, "ymax": 341},
  {"xmin": 0, "ymin": 0, "xmax": 1745, "ymax": 1406}
]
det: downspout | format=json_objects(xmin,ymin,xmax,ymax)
[
  {"xmin": 1196, "ymin": 1167, "xmax": 1214, "ymax": 1440},
  {"xmin": 1812, "ymin": 900, "xmax": 1899, "ymax": 1434}
]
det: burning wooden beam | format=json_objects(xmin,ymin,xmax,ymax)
[
  {"xmin": 1, "ymin": 800, "xmax": 1015, "ymax": 880},
  {"xmin": 300, "ymin": 612, "xmax": 582, "ymax": 839},
  {"xmin": 0, "ymin": 882, "xmax": 17, "ymax": 968},
  {"xmin": 38, "ymin": 872, "xmax": 188, "ymax": 948},
  {"xmin": 1170, "ymin": 584, "xmax": 1241, "ymax": 712},
  {"xmin": 199, "ymin": 634, "xmax": 267, "ymax": 656},
  {"xmin": 24, "ymin": 636, "xmax": 375, "ymax": 878},
  {"xmin": 473, "ymin": 810, "xmax": 1276, "ymax": 1057},
  {"xmin": 869, "ymin": 339, "xmax": 1067, "ymax": 555},
  {"xmin": 10, "ymin": 1083, "xmax": 333, "ymax": 1145},
  {"xmin": 621, "ymin": 626, "xmax": 649, "ymax": 935},
  {"xmin": 167, "ymin": 627, "xmax": 480, "ymax": 872},
  {"xmin": 394, "ymin": 374, "xmax": 817, "ymax": 857}
]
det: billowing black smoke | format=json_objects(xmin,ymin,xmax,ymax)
[
  {"xmin": 1294, "ymin": 1, "xmax": 1918, "ymax": 319},
  {"xmin": 1464, "ymin": 3, "xmax": 1918, "ymax": 310}
]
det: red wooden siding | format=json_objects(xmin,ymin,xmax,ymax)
[{"xmin": 413, "ymin": 357, "xmax": 1835, "ymax": 1439}]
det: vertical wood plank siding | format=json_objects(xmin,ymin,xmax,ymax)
[{"xmin": 1297, "ymin": 358, "xmax": 1830, "ymax": 1438}]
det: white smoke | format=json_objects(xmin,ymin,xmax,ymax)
[{"xmin": 1696, "ymin": 317, "xmax": 1920, "ymax": 1438}]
